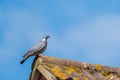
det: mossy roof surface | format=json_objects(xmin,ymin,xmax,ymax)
[{"xmin": 34, "ymin": 56, "xmax": 120, "ymax": 80}]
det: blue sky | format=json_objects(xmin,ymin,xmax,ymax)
[{"xmin": 0, "ymin": 0, "xmax": 120, "ymax": 80}]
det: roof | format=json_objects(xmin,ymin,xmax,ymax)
[{"xmin": 30, "ymin": 56, "xmax": 120, "ymax": 80}]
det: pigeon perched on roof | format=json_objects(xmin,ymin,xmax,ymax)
[{"xmin": 20, "ymin": 35, "xmax": 50, "ymax": 64}]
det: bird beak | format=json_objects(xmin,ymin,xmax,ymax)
[{"xmin": 49, "ymin": 36, "xmax": 51, "ymax": 38}]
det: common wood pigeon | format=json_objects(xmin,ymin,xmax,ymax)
[{"xmin": 20, "ymin": 35, "xmax": 50, "ymax": 64}]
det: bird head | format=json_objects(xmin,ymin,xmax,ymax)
[{"xmin": 43, "ymin": 35, "xmax": 51, "ymax": 40}]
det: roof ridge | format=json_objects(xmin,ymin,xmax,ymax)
[{"xmin": 41, "ymin": 55, "xmax": 84, "ymax": 68}]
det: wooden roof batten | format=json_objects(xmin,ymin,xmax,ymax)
[{"xmin": 29, "ymin": 56, "xmax": 57, "ymax": 80}]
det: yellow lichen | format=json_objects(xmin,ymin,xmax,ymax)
[
  {"xmin": 66, "ymin": 66, "xmax": 74, "ymax": 74},
  {"xmin": 42, "ymin": 62, "xmax": 56, "ymax": 69},
  {"xmin": 52, "ymin": 66, "xmax": 61, "ymax": 72},
  {"xmin": 74, "ymin": 68, "xmax": 82, "ymax": 75},
  {"xmin": 84, "ymin": 77, "xmax": 89, "ymax": 80},
  {"xmin": 55, "ymin": 72, "xmax": 67, "ymax": 79},
  {"xmin": 95, "ymin": 64, "xmax": 102, "ymax": 71},
  {"xmin": 101, "ymin": 70, "xmax": 111, "ymax": 77},
  {"xmin": 52, "ymin": 66, "xmax": 67, "ymax": 79}
]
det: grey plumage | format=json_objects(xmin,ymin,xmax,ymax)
[{"xmin": 20, "ymin": 35, "xmax": 50, "ymax": 64}]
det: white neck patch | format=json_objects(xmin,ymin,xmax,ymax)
[{"xmin": 42, "ymin": 38, "xmax": 46, "ymax": 41}]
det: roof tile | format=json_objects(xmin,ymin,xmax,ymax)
[{"xmin": 31, "ymin": 56, "xmax": 120, "ymax": 80}]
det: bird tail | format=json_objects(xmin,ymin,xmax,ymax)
[
  {"xmin": 20, "ymin": 52, "xmax": 33, "ymax": 64},
  {"xmin": 20, "ymin": 55, "xmax": 29, "ymax": 64},
  {"xmin": 20, "ymin": 59, "xmax": 25, "ymax": 64},
  {"xmin": 23, "ymin": 52, "xmax": 29, "ymax": 57}
]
